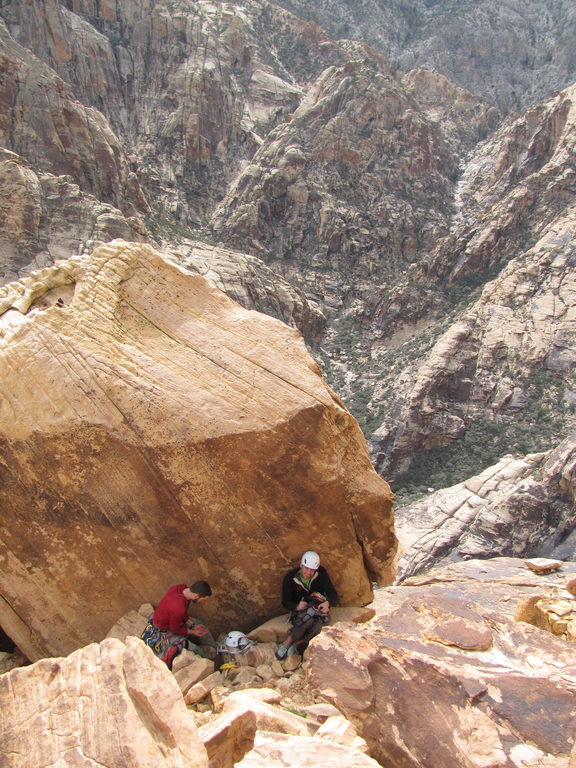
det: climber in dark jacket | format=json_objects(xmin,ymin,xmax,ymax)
[{"xmin": 275, "ymin": 550, "xmax": 338, "ymax": 660}]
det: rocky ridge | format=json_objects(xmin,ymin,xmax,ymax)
[
  {"xmin": 210, "ymin": 51, "xmax": 494, "ymax": 320},
  {"xmin": 0, "ymin": 0, "xmax": 350, "ymax": 226},
  {"xmin": 272, "ymin": 0, "xmax": 576, "ymax": 112}
]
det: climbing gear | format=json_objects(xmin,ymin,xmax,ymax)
[
  {"xmin": 140, "ymin": 616, "xmax": 187, "ymax": 669},
  {"xmin": 290, "ymin": 592, "xmax": 330, "ymax": 627},
  {"xmin": 275, "ymin": 640, "xmax": 292, "ymax": 660},
  {"xmin": 308, "ymin": 591, "xmax": 328, "ymax": 608},
  {"xmin": 300, "ymin": 551, "xmax": 320, "ymax": 570},
  {"xmin": 217, "ymin": 630, "xmax": 255, "ymax": 655}
]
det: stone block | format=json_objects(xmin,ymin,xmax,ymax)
[
  {"xmin": 174, "ymin": 656, "xmax": 215, "ymax": 695},
  {"xmin": 198, "ymin": 708, "xmax": 257, "ymax": 768},
  {"xmin": 185, "ymin": 671, "xmax": 224, "ymax": 705}
]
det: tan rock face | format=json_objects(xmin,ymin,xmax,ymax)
[
  {"xmin": 221, "ymin": 693, "xmax": 313, "ymax": 737},
  {"xmin": 0, "ymin": 636, "xmax": 209, "ymax": 768},
  {"xmin": 401, "ymin": 68, "xmax": 500, "ymax": 150},
  {"xmin": 0, "ymin": 240, "xmax": 395, "ymax": 661},
  {"xmin": 197, "ymin": 707, "xmax": 257, "ymax": 768},
  {"xmin": 438, "ymin": 85, "xmax": 576, "ymax": 286},
  {"xmin": 307, "ymin": 557, "xmax": 576, "ymax": 768}
]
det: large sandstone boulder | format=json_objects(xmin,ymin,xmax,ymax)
[
  {"xmin": 0, "ymin": 240, "xmax": 395, "ymax": 661},
  {"xmin": 0, "ymin": 636, "xmax": 208, "ymax": 768},
  {"xmin": 307, "ymin": 557, "xmax": 576, "ymax": 768}
]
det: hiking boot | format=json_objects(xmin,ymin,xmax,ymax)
[
  {"xmin": 275, "ymin": 641, "xmax": 292, "ymax": 660},
  {"xmin": 286, "ymin": 644, "xmax": 299, "ymax": 657}
]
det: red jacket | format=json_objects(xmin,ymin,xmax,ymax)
[{"xmin": 153, "ymin": 584, "xmax": 189, "ymax": 635}]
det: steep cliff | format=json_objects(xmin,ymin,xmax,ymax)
[
  {"xmin": 1, "ymin": 0, "xmax": 347, "ymax": 224},
  {"xmin": 0, "ymin": 16, "xmax": 150, "ymax": 281},
  {"xmin": 369, "ymin": 83, "xmax": 576, "ymax": 489}
]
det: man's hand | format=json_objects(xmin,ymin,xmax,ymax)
[
  {"xmin": 296, "ymin": 600, "xmax": 308, "ymax": 610},
  {"xmin": 188, "ymin": 624, "xmax": 209, "ymax": 638},
  {"xmin": 317, "ymin": 601, "xmax": 330, "ymax": 614}
]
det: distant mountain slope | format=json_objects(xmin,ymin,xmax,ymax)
[
  {"xmin": 394, "ymin": 436, "xmax": 576, "ymax": 579},
  {"xmin": 368, "ymin": 83, "xmax": 576, "ymax": 489},
  {"xmin": 272, "ymin": 0, "xmax": 576, "ymax": 111}
]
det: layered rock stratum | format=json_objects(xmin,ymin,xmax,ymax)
[{"xmin": 0, "ymin": 240, "xmax": 395, "ymax": 661}]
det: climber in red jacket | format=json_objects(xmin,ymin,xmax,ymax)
[
  {"xmin": 153, "ymin": 582, "xmax": 211, "ymax": 636},
  {"xmin": 141, "ymin": 580, "xmax": 216, "ymax": 667}
]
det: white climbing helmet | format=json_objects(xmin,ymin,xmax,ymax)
[
  {"xmin": 301, "ymin": 550, "xmax": 320, "ymax": 570},
  {"xmin": 219, "ymin": 631, "xmax": 254, "ymax": 655}
]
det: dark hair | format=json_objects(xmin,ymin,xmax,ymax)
[{"xmin": 190, "ymin": 580, "xmax": 212, "ymax": 597}]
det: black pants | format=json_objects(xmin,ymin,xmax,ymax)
[{"xmin": 288, "ymin": 614, "xmax": 327, "ymax": 649}]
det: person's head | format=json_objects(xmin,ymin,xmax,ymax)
[
  {"xmin": 300, "ymin": 550, "xmax": 320, "ymax": 579},
  {"xmin": 184, "ymin": 580, "xmax": 212, "ymax": 603}
]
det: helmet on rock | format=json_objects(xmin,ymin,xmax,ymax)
[
  {"xmin": 300, "ymin": 550, "xmax": 320, "ymax": 570},
  {"xmin": 219, "ymin": 631, "xmax": 254, "ymax": 655}
]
